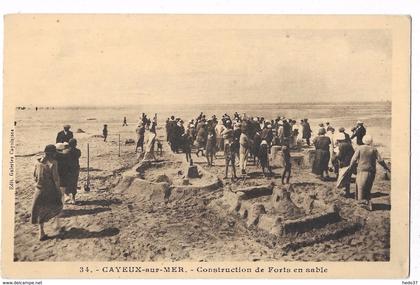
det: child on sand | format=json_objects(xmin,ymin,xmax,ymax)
[
  {"xmin": 224, "ymin": 142, "xmax": 238, "ymax": 180},
  {"xmin": 281, "ymin": 145, "xmax": 292, "ymax": 184}
]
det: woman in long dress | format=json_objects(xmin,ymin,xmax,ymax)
[
  {"xmin": 349, "ymin": 135, "xmax": 390, "ymax": 210},
  {"xmin": 312, "ymin": 128, "xmax": 332, "ymax": 180},
  {"xmin": 142, "ymin": 123, "xmax": 157, "ymax": 161},
  {"xmin": 31, "ymin": 144, "xmax": 63, "ymax": 241}
]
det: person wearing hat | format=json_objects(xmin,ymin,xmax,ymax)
[
  {"xmin": 261, "ymin": 124, "xmax": 274, "ymax": 146},
  {"xmin": 66, "ymin": 138, "xmax": 81, "ymax": 204},
  {"xmin": 142, "ymin": 122, "xmax": 157, "ymax": 162},
  {"xmin": 338, "ymin": 127, "xmax": 351, "ymax": 144},
  {"xmin": 258, "ymin": 140, "xmax": 272, "ymax": 177},
  {"xmin": 351, "ymin": 121, "xmax": 367, "ymax": 145},
  {"xmin": 282, "ymin": 119, "xmax": 292, "ymax": 145},
  {"xmin": 312, "ymin": 128, "xmax": 332, "ymax": 180},
  {"xmin": 205, "ymin": 127, "xmax": 217, "ymax": 166},
  {"xmin": 214, "ymin": 120, "xmax": 226, "ymax": 155},
  {"xmin": 221, "ymin": 120, "xmax": 234, "ymax": 150},
  {"xmin": 334, "ymin": 132, "xmax": 355, "ymax": 197},
  {"xmin": 349, "ymin": 135, "xmax": 390, "ymax": 210},
  {"xmin": 302, "ymin": 118, "xmax": 312, "ymax": 146},
  {"xmin": 56, "ymin": 124, "xmax": 73, "ymax": 143},
  {"xmin": 135, "ymin": 123, "xmax": 146, "ymax": 153},
  {"xmin": 194, "ymin": 121, "xmax": 207, "ymax": 157},
  {"xmin": 281, "ymin": 144, "xmax": 292, "ymax": 184},
  {"xmin": 55, "ymin": 142, "xmax": 70, "ymax": 201},
  {"xmin": 31, "ymin": 144, "xmax": 63, "ymax": 241}
]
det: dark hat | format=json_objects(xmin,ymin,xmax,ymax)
[
  {"xmin": 44, "ymin": 144, "xmax": 56, "ymax": 153},
  {"xmin": 69, "ymin": 138, "xmax": 77, "ymax": 147}
]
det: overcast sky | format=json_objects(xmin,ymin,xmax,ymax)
[{"xmin": 5, "ymin": 15, "xmax": 392, "ymax": 106}]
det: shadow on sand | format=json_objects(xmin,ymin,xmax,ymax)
[
  {"xmin": 372, "ymin": 203, "xmax": 391, "ymax": 211},
  {"xmin": 52, "ymin": 227, "xmax": 120, "ymax": 240},
  {"xmin": 76, "ymin": 199, "xmax": 122, "ymax": 207}
]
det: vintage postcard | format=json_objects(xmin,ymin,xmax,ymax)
[{"xmin": 1, "ymin": 15, "xmax": 410, "ymax": 278}]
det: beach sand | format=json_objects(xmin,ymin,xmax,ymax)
[{"xmin": 13, "ymin": 103, "xmax": 391, "ymax": 261}]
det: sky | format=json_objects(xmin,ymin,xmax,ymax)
[{"xmin": 5, "ymin": 15, "xmax": 392, "ymax": 106}]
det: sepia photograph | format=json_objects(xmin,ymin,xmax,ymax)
[{"xmin": 1, "ymin": 14, "xmax": 410, "ymax": 278}]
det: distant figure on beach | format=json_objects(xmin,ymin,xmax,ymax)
[
  {"xmin": 103, "ymin": 124, "xmax": 108, "ymax": 142},
  {"xmin": 312, "ymin": 128, "xmax": 331, "ymax": 180},
  {"xmin": 66, "ymin": 138, "xmax": 81, "ymax": 204},
  {"xmin": 56, "ymin": 124, "xmax": 73, "ymax": 143},
  {"xmin": 326, "ymin": 122, "xmax": 334, "ymax": 133},
  {"xmin": 302, "ymin": 119, "xmax": 312, "ymax": 146},
  {"xmin": 135, "ymin": 123, "xmax": 145, "ymax": 153},
  {"xmin": 35, "ymin": 107, "xmax": 38, "ymax": 111},
  {"xmin": 349, "ymin": 135, "xmax": 390, "ymax": 210},
  {"xmin": 351, "ymin": 120, "xmax": 366, "ymax": 145},
  {"xmin": 31, "ymin": 144, "xmax": 63, "ymax": 241},
  {"xmin": 122, "ymin": 117, "xmax": 128, "ymax": 127},
  {"xmin": 281, "ymin": 144, "xmax": 292, "ymax": 184}
]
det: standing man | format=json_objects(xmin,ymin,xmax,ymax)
[
  {"xmin": 239, "ymin": 124, "xmax": 250, "ymax": 175},
  {"xmin": 56, "ymin": 124, "xmax": 73, "ymax": 143},
  {"xmin": 302, "ymin": 118, "xmax": 312, "ymax": 146},
  {"xmin": 135, "ymin": 123, "xmax": 145, "ymax": 153},
  {"xmin": 122, "ymin": 117, "xmax": 128, "ymax": 127},
  {"xmin": 351, "ymin": 120, "xmax": 367, "ymax": 145}
]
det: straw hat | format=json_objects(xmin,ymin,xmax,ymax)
[
  {"xmin": 63, "ymin": 124, "xmax": 71, "ymax": 129},
  {"xmin": 55, "ymin": 142, "xmax": 70, "ymax": 153}
]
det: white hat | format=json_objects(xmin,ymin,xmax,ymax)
[
  {"xmin": 267, "ymin": 124, "xmax": 272, "ymax": 129},
  {"xmin": 357, "ymin": 120, "xmax": 363, "ymax": 125},
  {"xmin": 362, "ymin": 135, "xmax": 373, "ymax": 145},
  {"xmin": 260, "ymin": 140, "xmax": 268, "ymax": 145}
]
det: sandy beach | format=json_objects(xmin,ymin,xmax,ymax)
[{"xmin": 13, "ymin": 102, "xmax": 391, "ymax": 262}]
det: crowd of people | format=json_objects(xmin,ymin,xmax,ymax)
[
  {"xmin": 163, "ymin": 112, "xmax": 390, "ymax": 211},
  {"xmin": 30, "ymin": 112, "xmax": 389, "ymax": 241}
]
